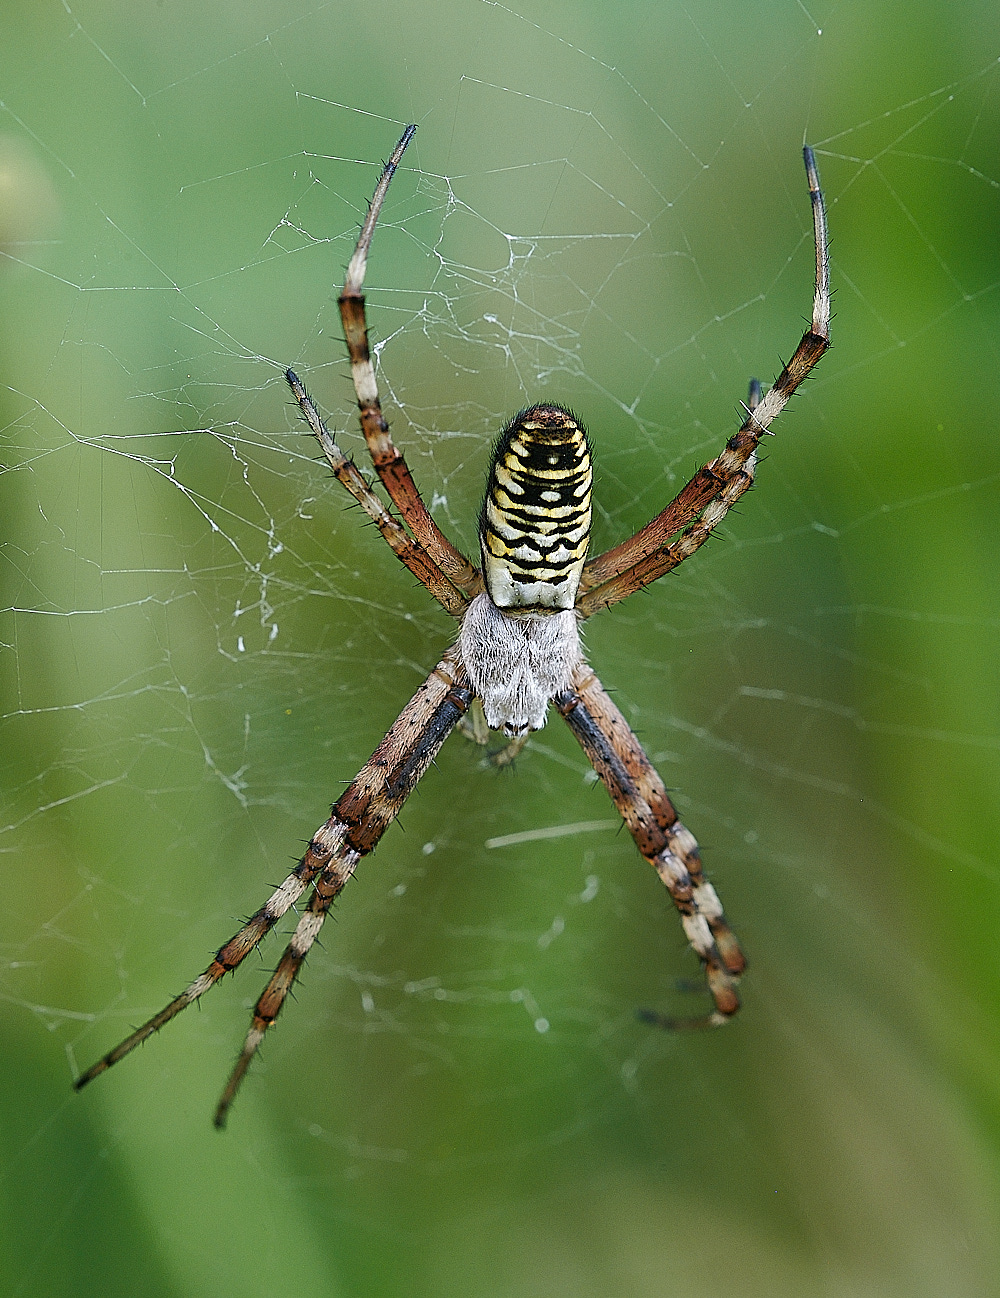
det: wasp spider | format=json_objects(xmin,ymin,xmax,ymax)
[{"xmin": 75, "ymin": 126, "xmax": 830, "ymax": 1126}]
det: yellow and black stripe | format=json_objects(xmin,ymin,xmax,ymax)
[{"xmin": 479, "ymin": 404, "xmax": 592, "ymax": 611}]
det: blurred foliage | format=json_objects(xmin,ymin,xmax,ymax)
[{"xmin": 2, "ymin": 1, "xmax": 999, "ymax": 1295}]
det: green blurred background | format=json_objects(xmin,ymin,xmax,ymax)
[{"xmin": 2, "ymin": 1, "xmax": 999, "ymax": 1294}]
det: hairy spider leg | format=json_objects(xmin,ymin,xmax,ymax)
[
  {"xmin": 556, "ymin": 664, "xmax": 744, "ymax": 1025},
  {"xmin": 337, "ymin": 125, "xmax": 482, "ymax": 598},
  {"xmin": 577, "ymin": 145, "xmax": 830, "ymax": 614},
  {"xmin": 214, "ymin": 648, "xmax": 471, "ymax": 1126},
  {"xmin": 287, "ymin": 369, "xmax": 468, "ymax": 618},
  {"xmin": 76, "ymin": 649, "xmax": 472, "ymax": 1127}
]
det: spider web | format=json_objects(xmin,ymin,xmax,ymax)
[{"xmin": 2, "ymin": 2, "xmax": 1000, "ymax": 1296}]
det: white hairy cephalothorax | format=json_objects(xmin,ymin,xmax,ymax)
[{"xmin": 458, "ymin": 592, "xmax": 582, "ymax": 736}]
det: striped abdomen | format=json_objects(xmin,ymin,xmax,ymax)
[{"xmin": 478, "ymin": 405, "xmax": 592, "ymax": 611}]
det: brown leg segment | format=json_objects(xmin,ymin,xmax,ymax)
[
  {"xmin": 213, "ymin": 646, "xmax": 472, "ymax": 1126},
  {"xmin": 577, "ymin": 146, "xmax": 830, "ymax": 612},
  {"xmin": 287, "ymin": 369, "xmax": 468, "ymax": 618},
  {"xmin": 338, "ymin": 126, "xmax": 483, "ymax": 599},
  {"xmin": 76, "ymin": 649, "xmax": 472, "ymax": 1126},
  {"xmin": 555, "ymin": 662, "xmax": 744, "ymax": 1025}
]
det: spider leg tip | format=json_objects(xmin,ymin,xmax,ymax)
[{"xmin": 636, "ymin": 1007, "xmax": 675, "ymax": 1030}]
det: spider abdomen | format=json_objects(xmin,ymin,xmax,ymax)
[{"xmin": 479, "ymin": 405, "xmax": 592, "ymax": 611}]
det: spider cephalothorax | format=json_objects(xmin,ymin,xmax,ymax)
[{"xmin": 75, "ymin": 126, "xmax": 829, "ymax": 1125}]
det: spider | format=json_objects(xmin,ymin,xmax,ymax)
[{"xmin": 75, "ymin": 126, "xmax": 829, "ymax": 1126}]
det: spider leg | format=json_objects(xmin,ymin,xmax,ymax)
[
  {"xmin": 72, "ymin": 849, "xmax": 335, "ymax": 1089},
  {"xmin": 458, "ymin": 696, "xmax": 492, "ymax": 746},
  {"xmin": 554, "ymin": 662, "xmax": 744, "ymax": 1026},
  {"xmin": 457, "ymin": 699, "xmax": 531, "ymax": 768},
  {"xmin": 337, "ymin": 126, "xmax": 483, "ymax": 600},
  {"xmin": 487, "ymin": 733, "xmax": 531, "ymax": 769},
  {"xmin": 214, "ymin": 852, "xmax": 355, "ymax": 1127},
  {"xmin": 287, "ymin": 370, "xmax": 467, "ymax": 618},
  {"xmin": 577, "ymin": 146, "xmax": 830, "ymax": 616},
  {"xmin": 76, "ymin": 648, "xmax": 472, "ymax": 1126},
  {"xmin": 213, "ymin": 646, "xmax": 471, "ymax": 1126}
]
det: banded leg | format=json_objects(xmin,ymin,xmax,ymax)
[
  {"xmin": 338, "ymin": 125, "xmax": 482, "ymax": 599},
  {"xmin": 577, "ymin": 146, "xmax": 830, "ymax": 614},
  {"xmin": 73, "ymin": 830, "xmax": 345, "ymax": 1090},
  {"xmin": 76, "ymin": 648, "xmax": 472, "ymax": 1125},
  {"xmin": 287, "ymin": 369, "xmax": 468, "ymax": 618},
  {"xmin": 213, "ymin": 646, "xmax": 471, "ymax": 1126},
  {"xmin": 213, "ymin": 850, "xmax": 358, "ymax": 1127},
  {"xmin": 555, "ymin": 663, "xmax": 744, "ymax": 1025}
]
